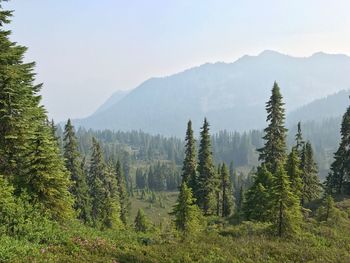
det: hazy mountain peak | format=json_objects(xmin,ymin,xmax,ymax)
[{"xmin": 74, "ymin": 51, "xmax": 350, "ymax": 136}]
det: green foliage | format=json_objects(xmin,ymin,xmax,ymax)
[
  {"xmin": 258, "ymin": 82, "xmax": 288, "ymax": 173},
  {"xmin": 197, "ymin": 118, "xmax": 217, "ymax": 215},
  {"xmin": 243, "ymin": 165, "xmax": 273, "ymax": 221},
  {"xmin": 182, "ymin": 120, "xmax": 198, "ymax": 194},
  {"xmin": 134, "ymin": 209, "xmax": 149, "ymax": 232},
  {"xmin": 171, "ymin": 182, "xmax": 202, "ymax": 236},
  {"xmin": 326, "ymin": 101, "xmax": 350, "ymax": 195},
  {"xmin": 270, "ymin": 162, "xmax": 302, "ymax": 237},
  {"xmin": 300, "ymin": 142, "xmax": 321, "ymax": 205},
  {"xmin": 286, "ymin": 147, "xmax": 303, "ymax": 198},
  {"xmin": 316, "ymin": 195, "xmax": 346, "ymax": 225},
  {"xmin": 63, "ymin": 119, "xmax": 91, "ymax": 223},
  {"xmin": 220, "ymin": 163, "xmax": 234, "ymax": 217},
  {"xmin": 116, "ymin": 159, "xmax": 129, "ymax": 224},
  {"xmin": 88, "ymin": 138, "xmax": 122, "ymax": 229}
]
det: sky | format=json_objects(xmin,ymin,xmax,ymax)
[{"xmin": 4, "ymin": 0, "xmax": 350, "ymax": 121}]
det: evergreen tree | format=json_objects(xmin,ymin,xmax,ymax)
[
  {"xmin": 221, "ymin": 163, "xmax": 233, "ymax": 217},
  {"xmin": 88, "ymin": 138, "xmax": 121, "ymax": 229},
  {"xmin": 316, "ymin": 195, "xmax": 342, "ymax": 224},
  {"xmin": 326, "ymin": 100, "xmax": 350, "ymax": 195},
  {"xmin": 270, "ymin": 162, "xmax": 302, "ymax": 237},
  {"xmin": 63, "ymin": 119, "xmax": 91, "ymax": 223},
  {"xmin": 197, "ymin": 118, "xmax": 217, "ymax": 215},
  {"xmin": 295, "ymin": 122, "xmax": 305, "ymax": 155},
  {"xmin": 181, "ymin": 120, "xmax": 197, "ymax": 193},
  {"xmin": 134, "ymin": 208, "xmax": 149, "ymax": 232},
  {"xmin": 258, "ymin": 82, "xmax": 288, "ymax": 173},
  {"xmin": 171, "ymin": 182, "xmax": 202, "ymax": 235},
  {"xmin": 0, "ymin": 4, "xmax": 72, "ymax": 221},
  {"xmin": 116, "ymin": 159, "xmax": 128, "ymax": 224},
  {"xmin": 286, "ymin": 148, "xmax": 303, "ymax": 199},
  {"xmin": 243, "ymin": 165, "xmax": 273, "ymax": 221},
  {"xmin": 300, "ymin": 142, "xmax": 321, "ymax": 205}
]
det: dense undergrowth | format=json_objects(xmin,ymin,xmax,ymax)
[{"xmin": 1, "ymin": 199, "xmax": 349, "ymax": 263}]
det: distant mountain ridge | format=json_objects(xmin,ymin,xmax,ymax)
[{"xmin": 73, "ymin": 50, "xmax": 350, "ymax": 136}]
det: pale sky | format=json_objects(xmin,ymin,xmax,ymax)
[{"xmin": 4, "ymin": 0, "xmax": 350, "ymax": 121}]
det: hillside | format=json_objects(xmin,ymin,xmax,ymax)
[{"xmin": 74, "ymin": 51, "xmax": 350, "ymax": 136}]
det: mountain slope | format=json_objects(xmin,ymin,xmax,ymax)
[
  {"xmin": 287, "ymin": 90, "xmax": 350, "ymax": 125},
  {"xmin": 74, "ymin": 51, "xmax": 350, "ymax": 136}
]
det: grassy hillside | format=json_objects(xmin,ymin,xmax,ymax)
[{"xmin": 1, "ymin": 198, "xmax": 349, "ymax": 263}]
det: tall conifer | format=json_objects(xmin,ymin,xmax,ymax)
[
  {"xmin": 197, "ymin": 118, "xmax": 216, "ymax": 215},
  {"xmin": 258, "ymin": 82, "xmax": 288, "ymax": 173}
]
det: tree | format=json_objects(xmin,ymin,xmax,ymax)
[
  {"xmin": 270, "ymin": 162, "xmax": 302, "ymax": 237},
  {"xmin": 300, "ymin": 142, "xmax": 321, "ymax": 205},
  {"xmin": 243, "ymin": 165, "xmax": 273, "ymax": 221},
  {"xmin": 316, "ymin": 195, "xmax": 343, "ymax": 224},
  {"xmin": 326, "ymin": 100, "xmax": 350, "ymax": 195},
  {"xmin": 0, "ymin": 4, "xmax": 72, "ymax": 221},
  {"xmin": 197, "ymin": 118, "xmax": 217, "ymax": 215},
  {"xmin": 181, "ymin": 120, "xmax": 197, "ymax": 193},
  {"xmin": 286, "ymin": 148, "xmax": 303, "ymax": 199},
  {"xmin": 258, "ymin": 82, "xmax": 288, "ymax": 173},
  {"xmin": 63, "ymin": 119, "xmax": 91, "ymax": 223},
  {"xmin": 116, "ymin": 159, "xmax": 128, "ymax": 224},
  {"xmin": 88, "ymin": 138, "xmax": 121, "ymax": 229},
  {"xmin": 134, "ymin": 209, "xmax": 149, "ymax": 232},
  {"xmin": 295, "ymin": 122, "xmax": 305, "ymax": 155},
  {"xmin": 171, "ymin": 182, "xmax": 202, "ymax": 235},
  {"xmin": 220, "ymin": 163, "xmax": 233, "ymax": 217}
]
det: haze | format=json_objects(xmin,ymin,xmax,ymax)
[{"xmin": 5, "ymin": 0, "xmax": 350, "ymax": 121}]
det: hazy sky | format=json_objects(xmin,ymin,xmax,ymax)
[{"xmin": 4, "ymin": 0, "xmax": 350, "ymax": 121}]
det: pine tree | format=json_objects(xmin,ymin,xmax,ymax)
[
  {"xmin": 326, "ymin": 100, "xmax": 350, "ymax": 195},
  {"xmin": 270, "ymin": 162, "xmax": 302, "ymax": 237},
  {"xmin": 316, "ymin": 195, "xmax": 341, "ymax": 224},
  {"xmin": 171, "ymin": 182, "xmax": 202, "ymax": 235},
  {"xmin": 182, "ymin": 120, "xmax": 198, "ymax": 194},
  {"xmin": 295, "ymin": 122, "xmax": 305, "ymax": 155},
  {"xmin": 63, "ymin": 119, "xmax": 91, "ymax": 223},
  {"xmin": 88, "ymin": 138, "xmax": 121, "ymax": 229},
  {"xmin": 134, "ymin": 208, "xmax": 149, "ymax": 232},
  {"xmin": 197, "ymin": 118, "xmax": 217, "ymax": 215},
  {"xmin": 221, "ymin": 163, "xmax": 233, "ymax": 217},
  {"xmin": 300, "ymin": 142, "xmax": 321, "ymax": 205},
  {"xmin": 258, "ymin": 82, "xmax": 288, "ymax": 173},
  {"xmin": 116, "ymin": 159, "xmax": 128, "ymax": 224},
  {"xmin": 286, "ymin": 148, "xmax": 303, "ymax": 199},
  {"xmin": 0, "ymin": 3, "xmax": 72, "ymax": 221},
  {"xmin": 243, "ymin": 165, "xmax": 273, "ymax": 221}
]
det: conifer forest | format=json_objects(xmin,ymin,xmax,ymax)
[{"xmin": 1, "ymin": 1, "xmax": 350, "ymax": 262}]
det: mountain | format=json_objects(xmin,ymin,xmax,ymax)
[
  {"xmin": 73, "ymin": 50, "xmax": 350, "ymax": 136},
  {"xmin": 287, "ymin": 89, "xmax": 350, "ymax": 125},
  {"xmin": 93, "ymin": 90, "xmax": 130, "ymax": 115}
]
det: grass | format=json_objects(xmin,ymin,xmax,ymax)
[{"xmin": 2, "ymin": 196, "xmax": 350, "ymax": 263}]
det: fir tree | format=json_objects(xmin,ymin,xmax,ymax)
[
  {"xmin": 326, "ymin": 100, "xmax": 350, "ymax": 195},
  {"xmin": 300, "ymin": 142, "xmax": 321, "ymax": 205},
  {"xmin": 243, "ymin": 165, "xmax": 273, "ymax": 221},
  {"xmin": 270, "ymin": 162, "xmax": 302, "ymax": 237},
  {"xmin": 116, "ymin": 159, "xmax": 128, "ymax": 224},
  {"xmin": 197, "ymin": 118, "xmax": 217, "ymax": 215},
  {"xmin": 0, "ymin": 3, "xmax": 72, "ymax": 221},
  {"xmin": 220, "ymin": 163, "xmax": 233, "ymax": 217},
  {"xmin": 171, "ymin": 182, "xmax": 202, "ymax": 235},
  {"xmin": 134, "ymin": 208, "xmax": 149, "ymax": 232},
  {"xmin": 88, "ymin": 138, "xmax": 121, "ymax": 229},
  {"xmin": 182, "ymin": 120, "xmax": 198, "ymax": 194},
  {"xmin": 295, "ymin": 122, "xmax": 305, "ymax": 155},
  {"xmin": 63, "ymin": 119, "xmax": 91, "ymax": 223},
  {"xmin": 286, "ymin": 148, "xmax": 303, "ymax": 199},
  {"xmin": 258, "ymin": 82, "xmax": 288, "ymax": 173}
]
